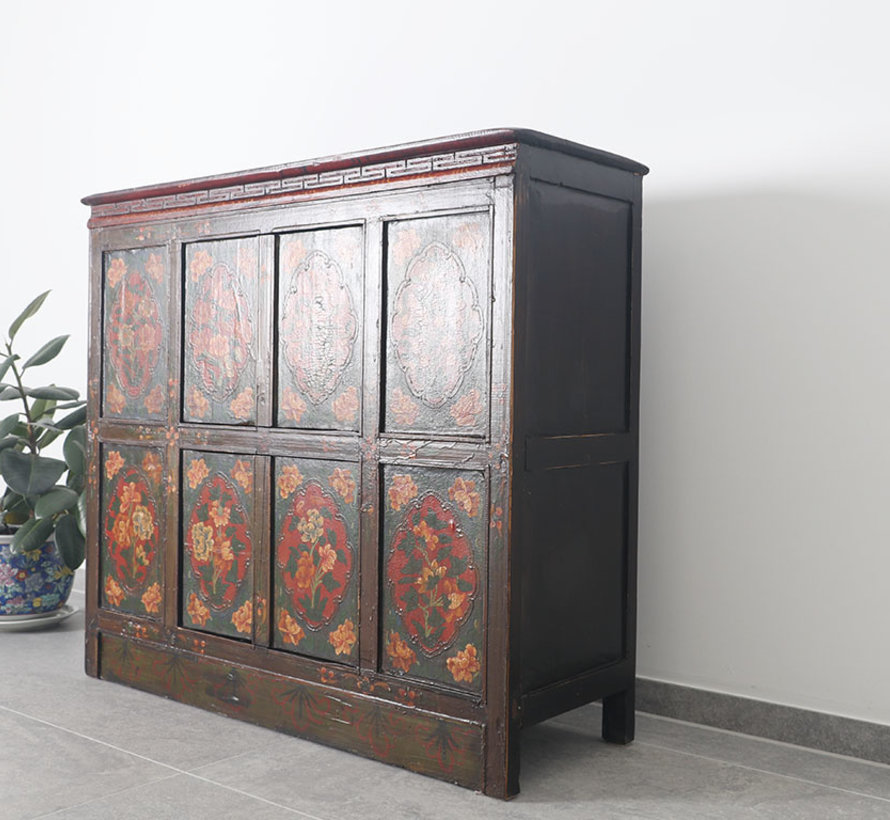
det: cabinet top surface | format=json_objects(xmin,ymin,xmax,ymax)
[{"xmin": 82, "ymin": 128, "xmax": 648, "ymax": 210}]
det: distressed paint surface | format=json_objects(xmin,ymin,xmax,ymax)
[
  {"xmin": 102, "ymin": 248, "xmax": 168, "ymax": 420},
  {"xmin": 181, "ymin": 451, "xmax": 255, "ymax": 639},
  {"xmin": 273, "ymin": 457, "xmax": 360, "ymax": 664},
  {"xmin": 101, "ymin": 444, "xmax": 164, "ymax": 617},
  {"xmin": 385, "ymin": 214, "xmax": 491, "ymax": 437},
  {"xmin": 183, "ymin": 238, "xmax": 259, "ymax": 425},
  {"xmin": 99, "ymin": 633, "xmax": 484, "ymax": 790},
  {"xmin": 277, "ymin": 227, "xmax": 363, "ymax": 431},
  {"xmin": 382, "ymin": 465, "xmax": 487, "ymax": 693}
]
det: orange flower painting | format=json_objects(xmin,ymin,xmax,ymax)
[
  {"xmin": 388, "ymin": 474, "xmax": 418, "ymax": 511},
  {"xmin": 141, "ymin": 452, "xmax": 163, "ymax": 487},
  {"xmin": 329, "ymin": 620, "xmax": 357, "ymax": 656},
  {"xmin": 277, "ymin": 464, "xmax": 304, "ymax": 498},
  {"xmin": 186, "ymin": 386, "xmax": 209, "ymax": 419},
  {"xmin": 389, "ymin": 388, "xmax": 419, "ymax": 427},
  {"xmin": 232, "ymin": 600, "xmax": 253, "ymax": 635},
  {"xmin": 280, "ymin": 387, "xmax": 307, "ymax": 424},
  {"xmin": 278, "ymin": 609, "xmax": 305, "ymax": 647},
  {"xmin": 143, "ymin": 384, "xmax": 165, "ymax": 415},
  {"xmin": 106, "ymin": 257, "xmax": 127, "ymax": 288},
  {"xmin": 329, "ymin": 468, "xmax": 356, "ymax": 504},
  {"xmin": 105, "ymin": 450, "xmax": 125, "ymax": 480},
  {"xmin": 332, "ymin": 386, "xmax": 359, "ymax": 425},
  {"xmin": 141, "ymin": 583, "xmax": 161, "ymax": 614},
  {"xmin": 187, "ymin": 458, "xmax": 209, "ymax": 490},
  {"xmin": 231, "ymin": 459, "xmax": 253, "ymax": 494},
  {"xmin": 446, "ymin": 644, "xmax": 481, "ymax": 684},
  {"xmin": 187, "ymin": 592, "xmax": 210, "ymax": 627},
  {"xmin": 386, "ymin": 631, "xmax": 417, "ymax": 673},
  {"xmin": 229, "ymin": 387, "xmax": 253, "ymax": 420},
  {"xmin": 106, "ymin": 383, "xmax": 127, "ymax": 415},
  {"xmin": 450, "ymin": 389, "xmax": 483, "ymax": 427},
  {"xmin": 448, "ymin": 477, "xmax": 480, "ymax": 518},
  {"xmin": 105, "ymin": 575, "xmax": 125, "ymax": 607}
]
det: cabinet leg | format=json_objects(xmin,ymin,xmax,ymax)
[{"xmin": 602, "ymin": 686, "xmax": 635, "ymax": 744}]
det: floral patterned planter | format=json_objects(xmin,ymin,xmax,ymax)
[{"xmin": 0, "ymin": 534, "xmax": 74, "ymax": 616}]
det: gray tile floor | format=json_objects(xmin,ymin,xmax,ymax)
[{"xmin": 3, "ymin": 590, "xmax": 889, "ymax": 819}]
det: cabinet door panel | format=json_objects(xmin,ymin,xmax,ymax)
[
  {"xmin": 181, "ymin": 451, "xmax": 255, "ymax": 640},
  {"xmin": 183, "ymin": 238, "xmax": 259, "ymax": 425},
  {"xmin": 381, "ymin": 465, "xmax": 486, "ymax": 693},
  {"xmin": 101, "ymin": 444, "xmax": 164, "ymax": 617},
  {"xmin": 277, "ymin": 227, "xmax": 363, "ymax": 431},
  {"xmin": 272, "ymin": 457, "xmax": 360, "ymax": 664},
  {"xmin": 384, "ymin": 214, "xmax": 491, "ymax": 438},
  {"xmin": 102, "ymin": 248, "xmax": 169, "ymax": 420}
]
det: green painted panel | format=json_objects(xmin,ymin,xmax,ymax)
[
  {"xmin": 273, "ymin": 457, "xmax": 360, "ymax": 664},
  {"xmin": 100, "ymin": 444, "xmax": 164, "ymax": 617},
  {"xmin": 381, "ymin": 465, "xmax": 487, "ymax": 693},
  {"xmin": 102, "ymin": 248, "xmax": 169, "ymax": 420},
  {"xmin": 183, "ymin": 238, "xmax": 259, "ymax": 425},
  {"xmin": 181, "ymin": 450, "xmax": 255, "ymax": 639}
]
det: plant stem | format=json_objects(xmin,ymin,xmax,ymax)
[{"xmin": 5, "ymin": 341, "xmax": 37, "ymax": 453}]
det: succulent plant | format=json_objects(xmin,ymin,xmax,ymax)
[{"xmin": 0, "ymin": 291, "xmax": 86, "ymax": 570}]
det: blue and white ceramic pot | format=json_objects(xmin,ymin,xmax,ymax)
[{"xmin": 0, "ymin": 533, "xmax": 74, "ymax": 616}]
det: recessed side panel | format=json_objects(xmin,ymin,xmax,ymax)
[
  {"xmin": 520, "ymin": 461, "xmax": 628, "ymax": 693},
  {"xmin": 272, "ymin": 456, "xmax": 360, "ymax": 664},
  {"xmin": 276, "ymin": 227, "xmax": 364, "ymax": 432},
  {"xmin": 180, "ymin": 450, "xmax": 255, "ymax": 640},
  {"xmin": 100, "ymin": 443, "xmax": 164, "ymax": 618},
  {"xmin": 102, "ymin": 247, "xmax": 169, "ymax": 420},
  {"xmin": 383, "ymin": 213, "xmax": 491, "ymax": 438},
  {"xmin": 381, "ymin": 465, "xmax": 487, "ymax": 694},
  {"xmin": 524, "ymin": 181, "xmax": 632, "ymax": 435},
  {"xmin": 183, "ymin": 238, "xmax": 259, "ymax": 425}
]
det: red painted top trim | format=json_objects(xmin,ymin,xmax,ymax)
[{"xmin": 81, "ymin": 129, "xmax": 648, "ymax": 207}]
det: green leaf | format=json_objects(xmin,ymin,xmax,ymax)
[
  {"xmin": 36, "ymin": 428, "xmax": 63, "ymax": 450},
  {"xmin": 64, "ymin": 427, "xmax": 86, "ymax": 475},
  {"xmin": 0, "ymin": 450, "xmax": 67, "ymax": 495},
  {"xmin": 8, "ymin": 291, "xmax": 50, "ymax": 341},
  {"xmin": 1, "ymin": 491, "xmax": 32, "ymax": 525},
  {"xmin": 0, "ymin": 413, "xmax": 19, "ymax": 437},
  {"xmin": 0, "ymin": 385, "xmax": 23, "ymax": 400},
  {"xmin": 35, "ymin": 486, "xmax": 79, "ymax": 518},
  {"xmin": 76, "ymin": 491, "xmax": 87, "ymax": 537},
  {"xmin": 0, "ymin": 436, "xmax": 19, "ymax": 451},
  {"xmin": 321, "ymin": 572, "xmax": 339, "ymax": 593},
  {"xmin": 66, "ymin": 470, "xmax": 84, "ymax": 494},
  {"xmin": 11, "ymin": 516, "xmax": 56, "ymax": 553},
  {"xmin": 55, "ymin": 405, "xmax": 86, "ymax": 431},
  {"xmin": 55, "ymin": 513, "xmax": 85, "ymax": 571},
  {"xmin": 23, "ymin": 335, "xmax": 69, "ymax": 370},
  {"xmin": 26, "ymin": 386, "xmax": 79, "ymax": 400},
  {"xmin": 0, "ymin": 354, "xmax": 18, "ymax": 381},
  {"xmin": 52, "ymin": 400, "xmax": 86, "ymax": 411}
]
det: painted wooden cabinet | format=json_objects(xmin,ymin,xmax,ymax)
[{"xmin": 83, "ymin": 129, "xmax": 648, "ymax": 797}]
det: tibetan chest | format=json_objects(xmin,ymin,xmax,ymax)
[{"xmin": 82, "ymin": 129, "xmax": 648, "ymax": 797}]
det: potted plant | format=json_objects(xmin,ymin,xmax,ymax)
[{"xmin": 0, "ymin": 291, "xmax": 87, "ymax": 619}]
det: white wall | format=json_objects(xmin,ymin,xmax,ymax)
[{"xmin": 3, "ymin": 1, "xmax": 888, "ymax": 724}]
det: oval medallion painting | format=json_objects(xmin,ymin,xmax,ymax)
[
  {"xmin": 386, "ymin": 493, "xmax": 477, "ymax": 656},
  {"xmin": 185, "ymin": 474, "xmax": 251, "ymax": 611},
  {"xmin": 277, "ymin": 482, "xmax": 352, "ymax": 629}
]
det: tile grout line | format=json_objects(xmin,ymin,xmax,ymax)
[
  {"xmin": 0, "ymin": 704, "xmax": 329, "ymax": 820},
  {"xmin": 635, "ymin": 738, "xmax": 890, "ymax": 805},
  {"xmin": 31, "ymin": 772, "xmax": 184, "ymax": 820}
]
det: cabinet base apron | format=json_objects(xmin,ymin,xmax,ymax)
[{"xmin": 95, "ymin": 631, "xmax": 485, "ymax": 792}]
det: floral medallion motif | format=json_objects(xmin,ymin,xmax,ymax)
[
  {"xmin": 187, "ymin": 261, "xmax": 254, "ymax": 401},
  {"xmin": 276, "ymin": 482, "xmax": 352, "ymax": 630},
  {"xmin": 107, "ymin": 269, "xmax": 163, "ymax": 399},
  {"xmin": 281, "ymin": 250, "xmax": 358, "ymax": 405},
  {"xmin": 386, "ymin": 493, "xmax": 477, "ymax": 656},
  {"xmin": 390, "ymin": 242, "xmax": 483, "ymax": 408},
  {"xmin": 104, "ymin": 467, "xmax": 159, "ymax": 595},
  {"xmin": 184, "ymin": 474, "xmax": 251, "ymax": 611}
]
